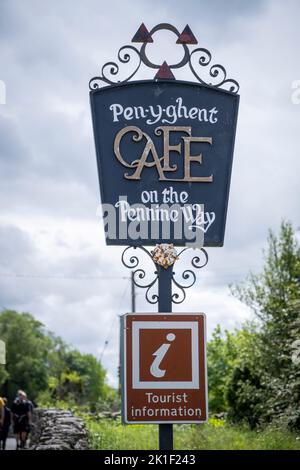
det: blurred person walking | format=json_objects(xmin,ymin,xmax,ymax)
[
  {"xmin": 0, "ymin": 398, "xmax": 11, "ymax": 450},
  {"xmin": 11, "ymin": 390, "xmax": 32, "ymax": 450},
  {"xmin": 0, "ymin": 396, "xmax": 4, "ymax": 426},
  {"xmin": 0, "ymin": 396, "xmax": 5, "ymax": 442}
]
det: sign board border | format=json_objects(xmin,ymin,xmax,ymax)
[{"xmin": 121, "ymin": 312, "xmax": 208, "ymax": 425}]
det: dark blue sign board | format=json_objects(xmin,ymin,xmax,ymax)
[{"xmin": 90, "ymin": 79, "xmax": 239, "ymax": 247}]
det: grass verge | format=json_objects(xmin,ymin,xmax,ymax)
[{"xmin": 85, "ymin": 417, "xmax": 300, "ymax": 450}]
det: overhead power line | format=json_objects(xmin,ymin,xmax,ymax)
[{"xmin": 0, "ymin": 273, "xmax": 128, "ymax": 280}]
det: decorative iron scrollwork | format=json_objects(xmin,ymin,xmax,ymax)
[
  {"xmin": 89, "ymin": 45, "xmax": 141, "ymax": 89},
  {"xmin": 139, "ymin": 23, "xmax": 190, "ymax": 70},
  {"xmin": 189, "ymin": 48, "xmax": 240, "ymax": 93},
  {"xmin": 172, "ymin": 247, "xmax": 208, "ymax": 304},
  {"xmin": 172, "ymin": 248, "xmax": 208, "ymax": 304},
  {"xmin": 121, "ymin": 246, "xmax": 159, "ymax": 304},
  {"xmin": 121, "ymin": 245, "xmax": 208, "ymax": 305},
  {"xmin": 89, "ymin": 23, "xmax": 239, "ymax": 94}
]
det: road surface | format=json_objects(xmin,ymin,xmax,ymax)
[{"xmin": 5, "ymin": 437, "xmax": 16, "ymax": 450}]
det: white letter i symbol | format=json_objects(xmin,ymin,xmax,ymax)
[{"xmin": 150, "ymin": 333, "xmax": 176, "ymax": 378}]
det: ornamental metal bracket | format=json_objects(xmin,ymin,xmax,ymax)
[
  {"xmin": 89, "ymin": 22, "xmax": 239, "ymax": 93},
  {"xmin": 172, "ymin": 247, "xmax": 208, "ymax": 304},
  {"xmin": 121, "ymin": 245, "xmax": 209, "ymax": 305}
]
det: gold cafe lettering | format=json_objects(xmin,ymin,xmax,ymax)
[{"xmin": 114, "ymin": 126, "xmax": 213, "ymax": 182}]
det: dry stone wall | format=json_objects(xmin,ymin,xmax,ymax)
[{"xmin": 29, "ymin": 409, "xmax": 89, "ymax": 450}]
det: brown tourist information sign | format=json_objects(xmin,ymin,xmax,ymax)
[{"xmin": 121, "ymin": 313, "xmax": 207, "ymax": 424}]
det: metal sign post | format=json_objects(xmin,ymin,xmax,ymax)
[
  {"xmin": 158, "ymin": 266, "xmax": 173, "ymax": 450},
  {"xmin": 89, "ymin": 23, "xmax": 239, "ymax": 451}
]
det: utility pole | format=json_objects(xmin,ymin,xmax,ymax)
[
  {"xmin": 119, "ymin": 275, "xmax": 135, "ymax": 395},
  {"xmin": 131, "ymin": 271, "xmax": 136, "ymax": 313}
]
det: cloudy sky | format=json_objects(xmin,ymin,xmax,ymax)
[{"xmin": 0, "ymin": 0, "xmax": 299, "ymax": 386}]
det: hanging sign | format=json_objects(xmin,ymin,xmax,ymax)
[
  {"xmin": 90, "ymin": 82, "xmax": 239, "ymax": 247},
  {"xmin": 89, "ymin": 23, "xmax": 239, "ymax": 248}
]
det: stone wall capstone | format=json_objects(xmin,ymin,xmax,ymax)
[{"xmin": 29, "ymin": 409, "xmax": 89, "ymax": 450}]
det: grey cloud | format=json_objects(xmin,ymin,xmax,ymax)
[
  {"xmin": 168, "ymin": 0, "xmax": 267, "ymax": 28},
  {"xmin": 0, "ymin": 114, "xmax": 30, "ymax": 177},
  {"xmin": 0, "ymin": 225, "xmax": 35, "ymax": 270}
]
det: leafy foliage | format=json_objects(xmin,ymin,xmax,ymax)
[
  {"xmin": 229, "ymin": 221, "xmax": 300, "ymax": 428},
  {"xmin": 0, "ymin": 309, "xmax": 109, "ymax": 409},
  {"xmin": 207, "ymin": 325, "xmax": 236, "ymax": 412},
  {"xmin": 207, "ymin": 322, "xmax": 262, "ymax": 420},
  {"xmin": 207, "ymin": 222, "xmax": 300, "ymax": 430},
  {"xmin": 0, "ymin": 310, "xmax": 50, "ymax": 400}
]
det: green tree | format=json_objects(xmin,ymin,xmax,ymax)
[
  {"xmin": 230, "ymin": 221, "xmax": 300, "ymax": 428},
  {"xmin": 48, "ymin": 349, "xmax": 107, "ymax": 409},
  {"xmin": 207, "ymin": 325, "xmax": 236, "ymax": 413},
  {"xmin": 0, "ymin": 309, "xmax": 111, "ymax": 410},
  {"xmin": 0, "ymin": 310, "xmax": 51, "ymax": 401},
  {"xmin": 207, "ymin": 323, "xmax": 261, "ymax": 418}
]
